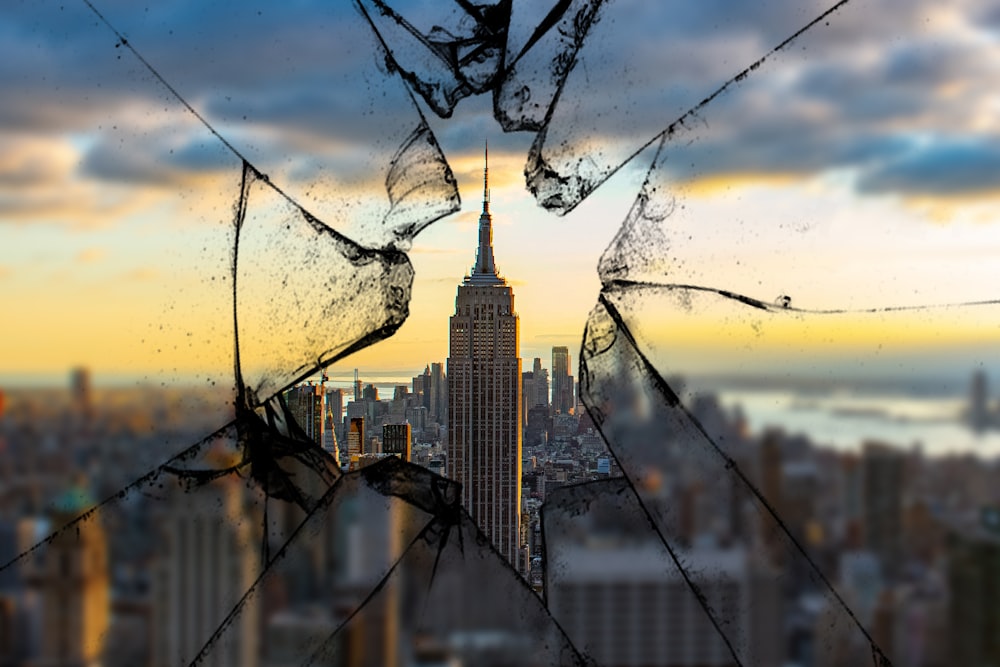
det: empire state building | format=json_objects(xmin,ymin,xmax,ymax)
[{"xmin": 447, "ymin": 146, "xmax": 522, "ymax": 567}]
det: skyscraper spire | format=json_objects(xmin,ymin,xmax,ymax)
[
  {"xmin": 483, "ymin": 140, "xmax": 490, "ymax": 214},
  {"xmin": 470, "ymin": 141, "xmax": 501, "ymax": 283}
]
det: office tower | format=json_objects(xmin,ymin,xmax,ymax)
[
  {"xmin": 152, "ymin": 475, "xmax": 259, "ymax": 667},
  {"xmin": 362, "ymin": 384, "xmax": 379, "ymax": 403},
  {"xmin": 532, "ymin": 357, "xmax": 549, "ymax": 411},
  {"xmin": 862, "ymin": 441, "xmax": 904, "ymax": 580},
  {"xmin": 429, "ymin": 362, "xmax": 447, "ymax": 424},
  {"xmin": 328, "ymin": 388, "xmax": 346, "ymax": 451},
  {"xmin": 551, "ymin": 346, "xmax": 574, "ymax": 415},
  {"xmin": 447, "ymin": 145, "xmax": 522, "ymax": 566},
  {"xmin": 948, "ymin": 508, "xmax": 1000, "ymax": 667},
  {"xmin": 348, "ymin": 417, "xmax": 365, "ymax": 459},
  {"xmin": 327, "ymin": 389, "xmax": 345, "ymax": 429},
  {"xmin": 521, "ymin": 370, "xmax": 536, "ymax": 427},
  {"xmin": 284, "ymin": 382, "xmax": 325, "ymax": 446},
  {"xmin": 382, "ymin": 423, "xmax": 412, "ymax": 461},
  {"xmin": 69, "ymin": 366, "xmax": 94, "ymax": 421},
  {"xmin": 759, "ymin": 429, "xmax": 785, "ymax": 564},
  {"xmin": 969, "ymin": 369, "xmax": 990, "ymax": 432},
  {"xmin": 412, "ymin": 366, "xmax": 430, "ymax": 410},
  {"xmin": 23, "ymin": 486, "xmax": 109, "ymax": 667},
  {"xmin": 547, "ymin": 541, "xmax": 781, "ymax": 667},
  {"xmin": 354, "ymin": 369, "xmax": 362, "ymax": 402},
  {"xmin": 524, "ymin": 405, "xmax": 552, "ymax": 447},
  {"xmin": 840, "ymin": 452, "xmax": 864, "ymax": 549},
  {"xmin": 405, "ymin": 406, "xmax": 427, "ymax": 432}
]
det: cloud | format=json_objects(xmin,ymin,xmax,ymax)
[
  {"xmin": 122, "ymin": 267, "xmax": 159, "ymax": 282},
  {"xmin": 75, "ymin": 248, "xmax": 106, "ymax": 264},
  {"xmin": 0, "ymin": 129, "xmax": 243, "ymax": 229},
  {"xmin": 4, "ymin": 0, "xmax": 1000, "ymax": 223},
  {"xmin": 858, "ymin": 140, "xmax": 1000, "ymax": 197}
]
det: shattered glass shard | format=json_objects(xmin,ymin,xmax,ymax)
[
  {"xmin": 381, "ymin": 121, "xmax": 461, "ymax": 244},
  {"xmin": 357, "ymin": 0, "xmax": 511, "ymax": 118},
  {"xmin": 12, "ymin": 0, "xmax": 987, "ymax": 664},
  {"xmin": 233, "ymin": 395, "xmax": 341, "ymax": 513},
  {"xmin": 180, "ymin": 456, "xmax": 593, "ymax": 667},
  {"xmin": 495, "ymin": 0, "xmax": 605, "ymax": 133},
  {"xmin": 524, "ymin": 0, "xmax": 852, "ymax": 214},
  {"xmin": 233, "ymin": 163, "xmax": 415, "ymax": 404},
  {"xmin": 577, "ymin": 287, "xmax": 925, "ymax": 666}
]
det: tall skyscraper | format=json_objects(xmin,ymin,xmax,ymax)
[
  {"xmin": 152, "ymin": 475, "xmax": 260, "ymax": 667},
  {"xmin": 447, "ymin": 145, "xmax": 522, "ymax": 566},
  {"xmin": 532, "ymin": 357, "xmax": 549, "ymax": 412},
  {"xmin": 429, "ymin": 362, "xmax": 447, "ymax": 424},
  {"xmin": 520, "ymin": 358, "xmax": 550, "ymax": 426},
  {"xmin": 969, "ymin": 369, "xmax": 990, "ymax": 432},
  {"xmin": 551, "ymin": 346, "xmax": 574, "ymax": 415},
  {"xmin": 862, "ymin": 441, "xmax": 904, "ymax": 580},
  {"xmin": 382, "ymin": 423, "xmax": 412, "ymax": 461},
  {"xmin": 284, "ymin": 382, "xmax": 325, "ymax": 446},
  {"xmin": 347, "ymin": 417, "xmax": 365, "ymax": 459},
  {"xmin": 23, "ymin": 484, "xmax": 110, "ymax": 667},
  {"xmin": 70, "ymin": 366, "xmax": 94, "ymax": 421}
]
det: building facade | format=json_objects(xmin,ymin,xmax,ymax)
[
  {"xmin": 552, "ymin": 346, "xmax": 574, "ymax": 415},
  {"xmin": 447, "ymin": 147, "xmax": 522, "ymax": 566},
  {"xmin": 152, "ymin": 476, "xmax": 260, "ymax": 667},
  {"xmin": 285, "ymin": 383, "xmax": 325, "ymax": 446},
  {"xmin": 382, "ymin": 423, "xmax": 412, "ymax": 461}
]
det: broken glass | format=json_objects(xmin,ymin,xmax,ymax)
[{"xmin": 7, "ymin": 0, "xmax": 1000, "ymax": 665}]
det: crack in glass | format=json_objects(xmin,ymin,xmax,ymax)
[{"xmin": 8, "ymin": 0, "xmax": 995, "ymax": 664}]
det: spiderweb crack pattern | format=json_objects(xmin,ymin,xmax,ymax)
[{"xmin": 11, "ymin": 0, "xmax": 993, "ymax": 664}]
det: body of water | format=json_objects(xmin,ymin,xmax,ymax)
[{"xmin": 715, "ymin": 388, "xmax": 1000, "ymax": 457}]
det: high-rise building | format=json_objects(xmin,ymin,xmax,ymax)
[
  {"xmin": 948, "ymin": 507, "xmax": 1000, "ymax": 667},
  {"xmin": 285, "ymin": 382, "xmax": 325, "ymax": 446},
  {"xmin": 532, "ymin": 357, "xmax": 549, "ymax": 411},
  {"xmin": 69, "ymin": 366, "xmax": 94, "ymax": 421},
  {"xmin": 152, "ymin": 475, "xmax": 260, "ymax": 667},
  {"xmin": 521, "ymin": 358, "xmax": 550, "ymax": 426},
  {"xmin": 552, "ymin": 346, "xmax": 574, "ymax": 415},
  {"xmin": 22, "ymin": 484, "xmax": 110, "ymax": 667},
  {"xmin": 382, "ymin": 423, "xmax": 412, "ymax": 461},
  {"xmin": 447, "ymin": 145, "xmax": 522, "ymax": 566},
  {"xmin": 348, "ymin": 417, "xmax": 365, "ymax": 459},
  {"xmin": 863, "ymin": 441, "xmax": 904, "ymax": 580},
  {"xmin": 328, "ymin": 388, "xmax": 346, "ymax": 454},
  {"xmin": 412, "ymin": 367, "xmax": 429, "ymax": 410},
  {"xmin": 327, "ymin": 389, "xmax": 345, "ymax": 428},
  {"xmin": 429, "ymin": 362, "xmax": 447, "ymax": 424},
  {"xmin": 547, "ymin": 542, "xmax": 782, "ymax": 667},
  {"xmin": 521, "ymin": 371, "xmax": 536, "ymax": 427},
  {"xmin": 969, "ymin": 369, "xmax": 991, "ymax": 432}
]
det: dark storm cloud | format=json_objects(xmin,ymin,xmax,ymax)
[
  {"xmin": 79, "ymin": 129, "xmax": 239, "ymax": 185},
  {"xmin": 5, "ymin": 0, "xmax": 1000, "ymax": 202},
  {"xmin": 0, "ymin": 1, "xmax": 381, "ymax": 134},
  {"xmin": 859, "ymin": 140, "xmax": 1000, "ymax": 196}
]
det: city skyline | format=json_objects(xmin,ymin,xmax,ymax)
[
  {"xmin": 5, "ymin": 3, "xmax": 1000, "ymax": 665},
  {"xmin": 7, "ymin": 2, "xmax": 1000, "ymax": 387}
]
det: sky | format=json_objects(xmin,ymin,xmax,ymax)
[{"xmin": 4, "ymin": 0, "xmax": 1000, "ymax": 389}]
